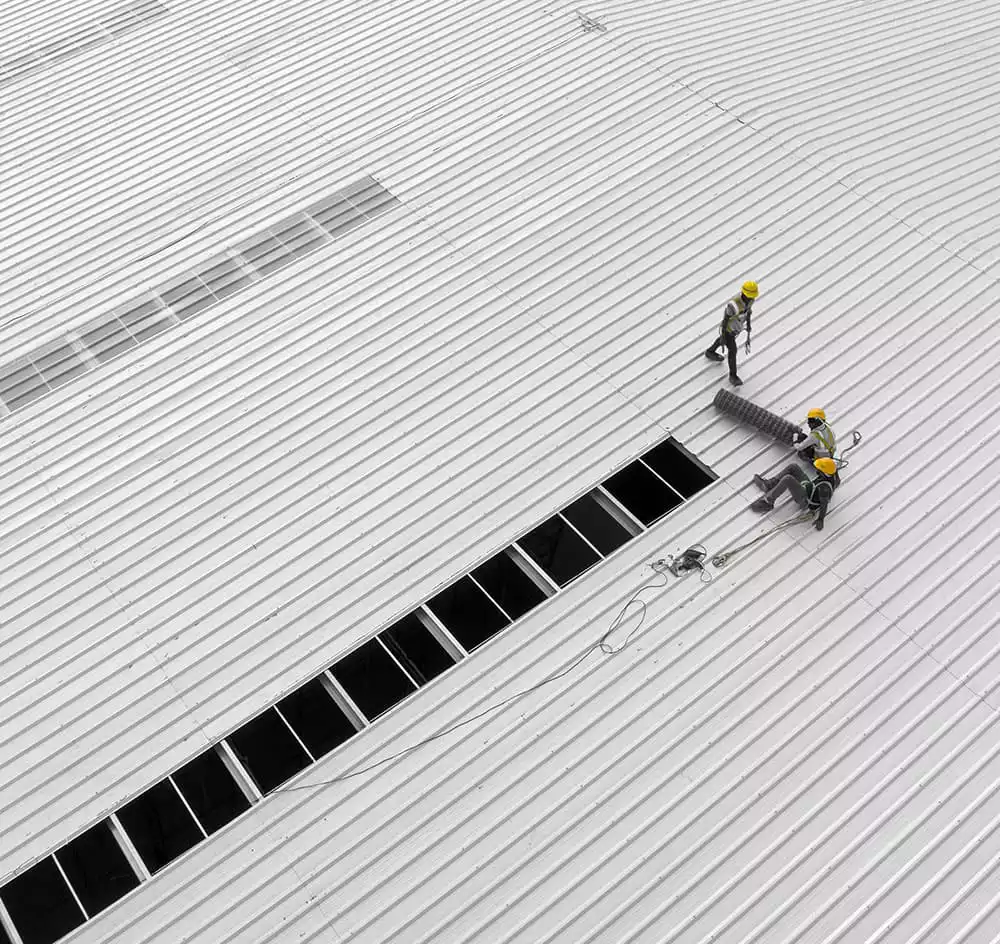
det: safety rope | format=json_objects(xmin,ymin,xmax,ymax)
[
  {"xmin": 711, "ymin": 512, "xmax": 813, "ymax": 568},
  {"xmin": 836, "ymin": 429, "xmax": 863, "ymax": 469},
  {"xmin": 275, "ymin": 561, "xmax": 674, "ymax": 790},
  {"xmin": 273, "ymin": 421, "xmax": 861, "ymax": 788}
]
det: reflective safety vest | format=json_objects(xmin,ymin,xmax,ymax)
[
  {"xmin": 722, "ymin": 295, "xmax": 752, "ymax": 336},
  {"xmin": 808, "ymin": 422, "xmax": 837, "ymax": 458}
]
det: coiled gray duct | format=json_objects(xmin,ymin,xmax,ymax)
[{"xmin": 713, "ymin": 388, "xmax": 802, "ymax": 445}]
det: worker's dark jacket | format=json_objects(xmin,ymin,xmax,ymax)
[{"xmin": 805, "ymin": 471, "xmax": 839, "ymax": 526}]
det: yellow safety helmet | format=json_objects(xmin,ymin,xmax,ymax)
[
  {"xmin": 741, "ymin": 280, "xmax": 759, "ymax": 299},
  {"xmin": 814, "ymin": 458, "xmax": 837, "ymax": 476},
  {"xmin": 807, "ymin": 408, "xmax": 826, "ymax": 421}
]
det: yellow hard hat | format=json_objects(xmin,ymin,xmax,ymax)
[
  {"xmin": 741, "ymin": 280, "xmax": 759, "ymax": 299},
  {"xmin": 807, "ymin": 408, "xmax": 826, "ymax": 421},
  {"xmin": 814, "ymin": 458, "xmax": 837, "ymax": 476}
]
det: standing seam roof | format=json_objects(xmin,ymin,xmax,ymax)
[{"xmin": 3, "ymin": 0, "xmax": 1000, "ymax": 941}]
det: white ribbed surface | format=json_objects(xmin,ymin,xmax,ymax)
[{"xmin": 2, "ymin": 0, "xmax": 1000, "ymax": 942}]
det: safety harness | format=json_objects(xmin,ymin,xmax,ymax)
[{"xmin": 722, "ymin": 295, "xmax": 752, "ymax": 336}]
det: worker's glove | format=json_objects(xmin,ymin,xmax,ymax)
[
  {"xmin": 744, "ymin": 336, "xmax": 752, "ymax": 354},
  {"xmin": 814, "ymin": 519, "xmax": 824, "ymax": 532},
  {"xmin": 794, "ymin": 431, "xmax": 807, "ymax": 444}
]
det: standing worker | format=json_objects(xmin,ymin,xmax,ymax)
[
  {"xmin": 794, "ymin": 408, "xmax": 837, "ymax": 462},
  {"xmin": 750, "ymin": 457, "xmax": 839, "ymax": 531},
  {"xmin": 705, "ymin": 280, "xmax": 759, "ymax": 386}
]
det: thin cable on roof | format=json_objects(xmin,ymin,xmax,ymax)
[
  {"xmin": 710, "ymin": 513, "xmax": 813, "ymax": 569},
  {"xmin": 276, "ymin": 558, "xmax": 675, "ymax": 791}
]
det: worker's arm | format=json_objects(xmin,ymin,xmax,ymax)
[
  {"xmin": 721, "ymin": 301, "xmax": 736, "ymax": 332},
  {"xmin": 744, "ymin": 310, "xmax": 752, "ymax": 352}
]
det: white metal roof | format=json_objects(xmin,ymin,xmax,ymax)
[{"xmin": 2, "ymin": 0, "xmax": 1000, "ymax": 941}]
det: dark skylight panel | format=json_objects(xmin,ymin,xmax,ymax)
[
  {"xmin": 517, "ymin": 515, "xmax": 601, "ymax": 587},
  {"xmin": 54, "ymin": 821, "xmax": 140, "ymax": 917},
  {"xmin": 602, "ymin": 460, "xmax": 683, "ymax": 525},
  {"xmin": 425, "ymin": 577, "xmax": 511, "ymax": 651},
  {"xmin": 171, "ymin": 749, "xmax": 252, "ymax": 836},
  {"xmin": 379, "ymin": 613, "xmax": 457, "ymax": 685},
  {"xmin": 0, "ymin": 857, "xmax": 85, "ymax": 944},
  {"xmin": 0, "ymin": 432, "xmax": 717, "ymax": 943},
  {"xmin": 117, "ymin": 780, "xmax": 204, "ymax": 874},
  {"xmin": 226, "ymin": 709, "xmax": 312, "ymax": 794},
  {"xmin": 640, "ymin": 438, "xmax": 717, "ymax": 497},
  {"xmin": 561, "ymin": 492, "xmax": 633, "ymax": 556},
  {"xmin": 330, "ymin": 639, "xmax": 418, "ymax": 720},
  {"xmin": 469, "ymin": 551, "xmax": 550, "ymax": 621},
  {"xmin": 276, "ymin": 678, "xmax": 359, "ymax": 759}
]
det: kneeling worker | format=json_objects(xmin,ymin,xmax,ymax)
[
  {"xmin": 794, "ymin": 408, "xmax": 837, "ymax": 462},
  {"xmin": 750, "ymin": 457, "xmax": 839, "ymax": 531}
]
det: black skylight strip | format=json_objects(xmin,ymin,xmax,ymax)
[
  {"xmin": 0, "ymin": 1, "xmax": 169, "ymax": 89},
  {"xmin": 0, "ymin": 435, "xmax": 714, "ymax": 944},
  {"xmin": 0, "ymin": 176, "xmax": 400, "ymax": 417}
]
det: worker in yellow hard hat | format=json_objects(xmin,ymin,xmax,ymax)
[
  {"xmin": 794, "ymin": 407, "xmax": 837, "ymax": 462},
  {"xmin": 705, "ymin": 280, "xmax": 758, "ymax": 386},
  {"xmin": 751, "ymin": 457, "xmax": 839, "ymax": 531}
]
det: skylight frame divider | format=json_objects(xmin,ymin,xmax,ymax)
[
  {"xmin": 216, "ymin": 741, "xmax": 262, "ymax": 803},
  {"xmin": 106, "ymin": 813, "xmax": 152, "ymax": 882},
  {"xmin": 590, "ymin": 487, "xmax": 645, "ymax": 536},
  {"xmin": 593, "ymin": 483, "xmax": 647, "ymax": 532},
  {"xmin": 466, "ymin": 572, "xmax": 518, "ymax": 625},
  {"xmin": 165, "ymin": 774, "xmax": 210, "ymax": 840},
  {"xmin": 504, "ymin": 543, "xmax": 560, "ymax": 595},
  {"xmin": 410, "ymin": 608, "xmax": 466, "ymax": 666},
  {"xmin": 636, "ymin": 457, "xmax": 688, "ymax": 504},
  {"xmin": 62, "ymin": 332, "xmax": 105, "ymax": 372},
  {"xmin": 416, "ymin": 604, "xmax": 471, "ymax": 657},
  {"xmin": 315, "ymin": 673, "xmax": 368, "ymax": 733},
  {"xmin": 48, "ymin": 854, "xmax": 88, "ymax": 921},
  {"xmin": 510, "ymin": 532, "xmax": 581, "ymax": 591},
  {"xmin": 321, "ymin": 667, "xmax": 372, "ymax": 727},
  {"xmin": 553, "ymin": 510, "xmax": 609, "ymax": 562},
  {"xmin": 272, "ymin": 703, "xmax": 321, "ymax": 764},
  {"xmin": 372, "ymin": 636, "xmax": 423, "ymax": 692},
  {"xmin": 0, "ymin": 900, "xmax": 22, "ymax": 944},
  {"xmin": 1, "ymin": 430, "xmax": 718, "ymax": 941}
]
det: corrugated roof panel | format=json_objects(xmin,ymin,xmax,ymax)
[
  {"xmin": 3, "ymin": 0, "xmax": 1000, "ymax": 942},
  {"xmin": 604, "ymin": 0, "xmax": 1000, "ymax": 275},
  {"xmin": 1, "ymin": 201, "xmax": 662, "ymax": 878}
]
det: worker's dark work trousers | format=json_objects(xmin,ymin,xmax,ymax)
[
  {"xmin": 708, "ymin": 330, "xmax": 739, "ymax": 376},
  {"xmin": 766, "ymin": 464, "xmax": 811, "ymax": 509}
]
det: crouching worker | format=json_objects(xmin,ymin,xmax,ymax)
[
  {"xmin": 750, "ymin": 457, "xmax": 839, "ymax": 531},
  {"xmin": 794, "ymin": 408, "xmax": 836, "ymax": 462}
]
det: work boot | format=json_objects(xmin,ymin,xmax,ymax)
[
  {"xmin": 705, "ymin": 349, "xmax": 724, "ymax": 362},
  {"xmin": 729, "ymin": 373, "xmax": 743, "ymax": 386},
  {"xmin": 750, "ymin": 497, "xmax": 774, "ymax": 513},
  {"xmin": 752, "ymin": 474, "xmax": 773, "ymax": 491}
]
